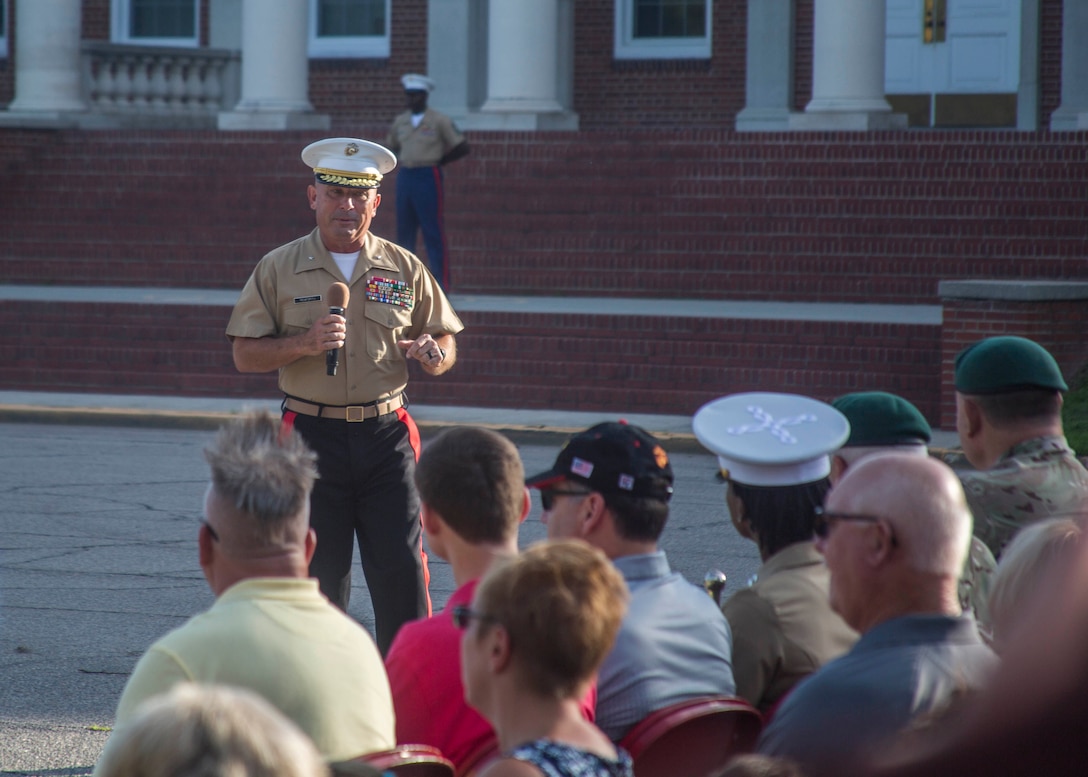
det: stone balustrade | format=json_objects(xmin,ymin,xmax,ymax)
[{"xmin": 80, "ymin": 42, "xmax": 240, "ymax": 128}]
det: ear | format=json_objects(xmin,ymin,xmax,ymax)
[
  {"xmin": 961, "ymin": 396, "xmax": 984, "ymax": 439},
  {"xmin": 307, "ymin": 185, "xmax": 317, "ymax": 210},
  {"xmin": 518, "ymin": 487, "xmax": 531, "ymax": 524},
  {"xmin": 580, "ymin": 492, "xmax": 608, "ymax": 538},
  {"xmin": 864, "ymin": 522, "xmax": 897, "ymax": 567},
  {"xmin": 303, "ymin": 528, "xmax": 317, "ymax": 565},
  {"xmin": 488, "ymin": 624, "xmax": 512, "ymax": 674},
  {"xmin": 198, "ymin": 523, "xmax": 215, "ymax": 568},
  {"xmin": 372, "ymin": 192, "xmax": 382, "ymax": 208},
  {"xmin": 726, "ymin": 486, "xmax": 756, "ymax": 542},
  {"xmin": 829, "ymin": 455, "xmax": 847, "ymax": 485},
  {"xmin": 421, "ymin": 502, "xmax": 442, "ymax": 537}
]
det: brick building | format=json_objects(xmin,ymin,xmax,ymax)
[{"xmin": 1, "ymin": 0, "xmax": 1086, "ymax": 427}]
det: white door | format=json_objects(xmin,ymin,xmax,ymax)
[{"xmin": 886, "ymin": 0, "xmax": 1021, "ymax": 123}]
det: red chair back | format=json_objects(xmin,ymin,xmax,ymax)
[
  {"xmin": 455, "ymin": 735, "xmax": 500, "ymax": 777},
  {"xmin": 618, "ymin": 696, "xmax": 763, "ymax": 777},
  {"xmin": 343, "ymin": 744, "xmax": 455, "ymax": 777}
]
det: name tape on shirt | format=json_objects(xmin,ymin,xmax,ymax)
[{"xmin": 294, "ymin": 295, "xmax": 322, "ymax": 304}]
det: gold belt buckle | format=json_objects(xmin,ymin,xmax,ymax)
[{"xmin": 346, "ymin": 406, "xmax": 366, "ymax": 422}]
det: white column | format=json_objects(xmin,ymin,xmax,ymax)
[
  {"xmin": 476, "ymin": 0, "xmax": 576, "ymax": 130},
  {"xmin": 218, "ymin": 0, "xmax": 328, "ymax": 130},
  {"xmin": 427, "ymin": 0, "xmax": 484, "ymax": 121},
  {"xmin": 1050, "ymin": 0, "xmax": 1088, "ymax": 130},
  {"xmin": 736, "ymin": 0, "xmax": 794, "ymax": 131},
  {"xmin": 789, "ymin": 0, "xmax": 905, "ymax": 130},
  {"xmin": 4, "ymin": 0, "xmax": 86, "ymax": 119}
]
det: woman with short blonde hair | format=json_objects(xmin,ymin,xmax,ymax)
[{"xmin": 459, "ymin": 539, "xmax": 632, "ymax": 777}]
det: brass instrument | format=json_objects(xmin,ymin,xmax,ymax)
[{"xmin": 703, "ymin": 569, "xmax": 728, "ymax": 605}]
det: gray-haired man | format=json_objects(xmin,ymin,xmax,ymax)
[{"xmin": 99, "ymin": 411, "xmax": 395, "ymax": 767}]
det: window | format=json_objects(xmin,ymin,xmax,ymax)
[
  {"xmin": 309, "ymin": 0, "xmax": 390, "ymax": 59},
  {"xmin": 0, "ymin": 0, "xmax": 8, "ymax": 58},
  {"xmin": 112, "ymin": 0, "xmax": 199, "ymax": 48},
  {"xmin": 614, "ymin": 0, "xmax": 711, "ymax": 60}
]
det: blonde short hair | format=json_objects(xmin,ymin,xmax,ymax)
[
  {"xmin": 987, "ymin": 518, "xmax": 1081, "ymax": 649},
  {"xmin": 474, "ymin": 539, "xmax": 629, "ymax": 699},
  {"xmin": 96, "ymin": 683, "xmax": 329, "ymax": 777}
]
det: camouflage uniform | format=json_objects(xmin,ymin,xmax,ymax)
[
  {"xmin": 960, "ymin": 435, "xmax": 1088, "ymax": 558},
  {"xmin": 959, "ymin": 537, "xmax": 995, "ymax": 628}
]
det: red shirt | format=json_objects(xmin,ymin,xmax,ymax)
[{"xmin": 385, "ymin": 579, "xmax": 597, "ymax": 770}]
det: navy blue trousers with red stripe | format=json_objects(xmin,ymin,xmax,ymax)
[
  {"xmin": 284, "ymin": 408, "xmax": 431, "ymax": 655},
  {"xmin": 395, "ymin": 165, "xmax": 449, "ymax": 288}
]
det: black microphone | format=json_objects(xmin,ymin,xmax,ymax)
[{"xmin": 326, "ymin": 282, "xmax": 350, "ymax": 376}]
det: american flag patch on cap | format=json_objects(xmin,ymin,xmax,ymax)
[{"xmin": 570, "ymin": 457, "xmax": 595, "ymax": 478}]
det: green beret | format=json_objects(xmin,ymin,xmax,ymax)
[
  {"xmin": 831, "ymin": 392, "xmax": 932, "ymax": 447},
  {"xmin": 954, "ymin": 336, "xmax": 1068, "ymax": 394}
]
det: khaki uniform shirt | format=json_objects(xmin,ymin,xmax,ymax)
[
  {"xmin": 386, "ymin": 108, "xmax": 465, "ymax": 168},
  {"xmin": 960, "ymin": 435, "xmax": 1088, "ymax": 557},
  {"xmin": 226, "ymin": 228, "xmax": 464, "ymax": 405},
  {"xmin": 722, "ymin": 541, "xmax": 858, "ymax": 714}
]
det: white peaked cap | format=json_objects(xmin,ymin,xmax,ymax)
[
  {"xmin": 401, "ymin": 73, "xmax": 435, "ymax": 92},
  {"xmin": 692, "ymin": 392, "xmax": 851, "ymax": 486},
  {"xmin": 300, "ymin": 138, "xmax": 397, "ymax": 189}
]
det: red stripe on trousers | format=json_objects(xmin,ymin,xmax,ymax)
[{"xmin": 398, "ymin": 407, "xmax": 432, "ymax": 617}]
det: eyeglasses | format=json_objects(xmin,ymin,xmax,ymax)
[
  {"xmin": 201, "ymin": 519, "xmax": 220, "ymax": 542},
  {"xmin": 813, "ymin": 506, "xmax": 898, "ymax": 546},
  {"xmin": 539, "ymin": 488, "xmax": 591, "ymax": 512},
  {"xmin": 452, "ymin": 604, "xmax": 495, "ymax": 630}
]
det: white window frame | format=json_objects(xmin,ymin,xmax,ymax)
[
  {"xmin": 111, "ymin": 0, "xmax": 200, "ymax": 48},
  {"xmin": 308, "ymin": 0, "xmax": 391, "ymax": 59},
  {"xmin": 613, "ymin": 0, "xmax": 712, "ymax": 60}
]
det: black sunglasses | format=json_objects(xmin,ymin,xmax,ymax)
[
  {"xmin": 539, "ymin": 487, "xmax": 591, "ymax": 511},
  {"xmin": 813, "ymin": 506, "xmax": 898, "ymax": 546},
  {"xmin": 201, "ymin": 519, "xmax": 220, "ymax": 542},
  {"xmin": 452, "ymin": 604, "xmax": 495, "ymax": 630}
]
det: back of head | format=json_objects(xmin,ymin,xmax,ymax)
[
  {"xmin": 474, "ymin": 539, "xmax": 629, "ymax": 699},
  {"xmin": 525, "ymin": 421, "xmax": 675, "ymax": 542},
  {"xmin": 415, "ymin": 426, "xmax": 524, "ymax": 544},
  {"xmin": 695, "ymin": 392, "xmax": 849, "ymax": 555},
  {"xmin": 954, "ymin": 336, "xmax": 1066, "ymax": 429},
  {"xmin": 834, "ymin": 452, "xmax": 972, "ymax": 578},
  {"xmin": 731, "ymin": 478, "xmax": 830, "ymax": 557},
  {"xmin": 96, "ymin": 683, "xmax": 329, "ymax": 777},
  {"xmin": 204, "ymin": 411, "xmax": 319, "ymax": 549},
  {"xmin": 987, "ymin": 518, "xmax": 1081, "ymax": 650}
]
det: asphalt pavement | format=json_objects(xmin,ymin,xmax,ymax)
[
  {"xmin": 0, "ymin": 405, "xmax": 775, "ymax": 776},
  {"xmin": 0, "ymin": 390, "xmax": 963, "ymax": 774}
]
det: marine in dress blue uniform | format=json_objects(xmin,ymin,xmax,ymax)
[{"xmin": 385, "ymin": 74, "xmax": 470, "ymax": 289}]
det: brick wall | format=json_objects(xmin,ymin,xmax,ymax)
[
  {"xmin": 0, "ymin": 0, "xmax": 1069, "ymax": 128},
  {"xmin": 84, "ymin": 0, "xmax": 112, "ymax": 39},
  {"xmin": 0, "ymin": 300, "xmax": 942, "ymax": 420},
  {"xmin": 793, "ymin": 0, "xmax": 813, "ymax": 112},
  {"xmin": 1040, "ymin": 0, "xmax": 1063, "ymax": 122},
  {"xmin": 940, "ymin": 297, "xmax": 1088, "ymax": 428},
  {"xmin": 307, "ymin": 0, "xmax": 427, "ymax": 123},
  {"xmin": 571, "ymin": 0, "xmax": 747, "ymax": 128},
  {"xmin": 2, "ymin": 128, "xmax": 1086, "ymax": 302}
]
